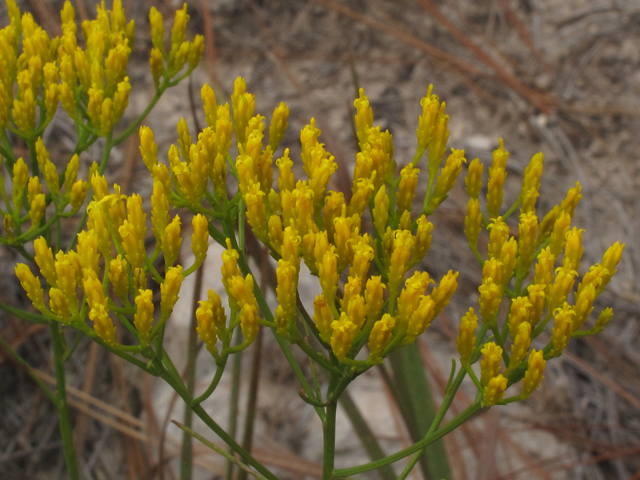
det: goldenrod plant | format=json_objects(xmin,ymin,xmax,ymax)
[{"xmin": 0, "ymin": 2, "xmax": 625, "ymax": 480}]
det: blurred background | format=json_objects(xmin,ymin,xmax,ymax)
[{"xmin": 1, "ymin": 0, "xmax": 640, "ymax": 479}]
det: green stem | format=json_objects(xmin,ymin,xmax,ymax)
[
  {"xmin": 333, "ymin": 401, "xmax": 481, "ymax": 478},
  {"xmin": 237, "ymin": 326, "xmax": 264, "ymax": 480},
  {"xmin": 339, "ymin": 390, "xmax": 396, "ymax": 480},
  {"xmin": 112, "ymin": 83, "xmax": 167, "ymax": 146},
  {"xmin": 159, "ymin": 369, "xmax": 280, "ymax": 480},
  {"xmin": 225, "ymin": 328, "xmax": 244, "ymax": 480},
  {"xmin": 180, "ymin": 264, "xmax": 205, "ymax": 480},
  {"xmin": 51, "ymin": 323, "xmax": 80, "ymax": 480},
  {"xmin": 323, "ymin": 375, "xmax": 339, "ymax": 480},
  {"xmin": 172, "ymin": 421, "xmax": 269, "ymax": 480}
]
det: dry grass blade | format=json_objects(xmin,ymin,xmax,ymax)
[
  {"xmin": 494, "ymin": 0, "xmax": 552, "ymax": 73},
  {"xmin": 415, "ymin": 0, "xmax": 551, "ymax": 113},
  {"xmin": 313, "ymin": 0, "xmax": 488, "ymax": 78}
]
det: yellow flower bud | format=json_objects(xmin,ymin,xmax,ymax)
[
  {"xmin": 508, "ymin": 296, "xmax": 531, "ymax": 341},
  {"xmin": 269, "ymin": 102, "xmax": 289, "ymax": 152},
  {"xmin": 134, "ymin": 268, "xmax": 147, "ymax": 294},
  {"xmin": 402, "ymin": 211, "xmax": 417, "ymax": 233},
  {"xmin": 231, "ymin": 78, "xmax": 255, "ymax": 147},
  {"xmin": 169, "ymin": 4, "xmax": 188, "ymax": 58},
  {"xmin": 49, "ymin": 288, "xmax": 71, "ymax": 322},
  {"xmin": 411, "ymin": 215, "xmax": 434, "ymax": 265},
  {"xmin": 244, "ymin": 181, "xmax": 269, "ymax": 244},
  {"xmin": 44, "ymin": 83, "xmax": 59, "ymax": 121},
  {"xmin": 487, "ymin": 139, "xmax": 509, "ymax": 219},
  {"xmin": 487, "ymin": 216, "xmax": 509, "ymax": 259},
  {"xmin": 331, "ymin": 313, "xmax": 358, "ymax": 361},
  {"xmin": 151, "ymin": 179, "xmax": 169, "ymax": 250},
  {"xmin": 276, "ymin": 148, "xmax": 294, "ymax": 193},
  {"xmin": 521, "ymin": 152, "xmax": 544, "ymax": 214},
  {"xmin": 396, "ymin": 272, "xmax": 430, "ymax": 333},
  {"xmin": 368, "ymin": 314, "xmax": 396, "ymax": 363},
  {"xmin": 88, "ymin": 304, "xmax": 116, "ymax": 346},
  {"xmin": 364, "ymin": 275, "xmax": 385, "ymax": 326},
  {"xmin": 427, "ymin": 109, "xmax": 449, "ymax": 171},
  {"xmin": 548, "ymin": 266, "xmax": 577, "ymax": 313},
  {"xmin": 577, "ymin": 264, "xmax": 608, "ymax": 298},
  {"xmin": 534, "ymin": 247, "xmax": 555, "ymax": 294},
  {"xmin": 482, "ymin": 257, "xmax": 503, "ymax": 288},
  {"xmin": 464, "ymin": 198, "xmax": 482, "ymax": 252},
  {"xmin": 508, "ymin": 321, "xmax": 531, "ymax": 373},
  {"xmin": 550, "ymin": 303, "xmax": 574, "ymax": 357},
  {"xmin": 397, "ymin": 164, "xmax": 419, "ymax": 214},
  {"xmin": 161, "ymin": 265, "xmax": 184, "ymax": 320},
  {"xmin": 560, "ymin": 181, "xmax": 582, "ymax": 217},
  {"xmin": 13, "ymin": 88, "xmax": 36, "ymax": 134},
  {"xmin": 549, "ymin": 212, "xmax": 571, "ymax": 257},
  {"xmin": 483, "ymin": 374, "xmax": 507, "ymax": 407},
  {"xmin": 27, "ymin": 176, "xmax": 42, "ymax": 207},
  {"xmin": 267, "ymin": 215, "xmax": 283, "ymax": 252},
  {"xmin": 526, "ymin": 284, "xmax": 546, "ymax": 328},
  {"xmin": 34, "ymin": 237, "xmax": 57, "ymax": 288},
  {"xmin": 499, "ymin": 237, "xmax": 517, "ymax": 289},
  {"xmin": 29, "ymin": 194, "xmax": 45, "ymax": 228},
  {"xmin": 388, "ymin": 230, "xmax": 415, "ymax": 300},
  {"xmin": 516, "ymin": 211, "xmax": 539, "ymax": 278},
  {"xmin": 416, "ymin": 85, "xmax": 439, "ymax": 160},
  {"xmin": 354, "ymin": 88, "xmax": 373, "ymax": 149},
  {"xmin": 573, "ymin": 283, "xmax": 596, "ymax": 332},
  {"xmin": 313, "ymin": 295, "xmax": 334, "ymax": 344},
  {"xmin": 76, "ymin": 229, "xmax": 100, "ymax": 276},
  {"xmin": 109, "ymin": 255, "xmax": 129, "ymax": 300},
  {"xmin": 593, "ymin": 308, "xmax": 613, "ymax": 334},
  {"xmin": 105, "ymin": 44, "xmax": 130, "ymax": 95},
  {"xmin": 480, "ymin": 342, "xmax": 503, "ymax": 386},
  {"xmin": 63, "ymin": 154, "xmax": 79, "ymax": 194},
  {"xmin": 478, "ymin": 279, "xmax": 502, "ymax": 324},
  {"xmin": 240, "ymin": 303, "xmax": 259, "ymax": 344},
  {"xmin": 59, "ymin": 82, "xmax": 76, "ymax": 116},
  {"xmin": 349, "ymin": 234, "xmax": 374, "ymax": 281},
  {"xmin": 15, "ymin": 263, "xmax": 46, "ymax": 312},
  {"xmin": 456, "ymin": 308, "xmax": 478, "ymax": 366},
  {"xmin": 431, "ymin": 270, "xmax": 459, "ymax": 317},
  {"xmin": 198, "ymin": 84, "xmax": 218, "ymax": 129},
  {"xmin": 149, "ymin": 7, "xmax": 164, "ymax": 52},
  {"xmin": 406, "ymin": 295, "xmax": 435, "ymax": 343},
  {"xmin": 430, "ymin": 148, "xmax": 466, "ymax": 209},
  {"xmin": 275, "ymin": 260, "xmax": 298, "ymax": 335},
  {"xmin": 87, "ymin": 204, "xmax": 112, "ymax": 262},
  {"xmin": 465, "ymin": 158, "xmax": 483, "ymax": 199},
  {"xmin": 191, "ymin": 214, "xmax": 209, "ymax": 265},
  {"xmin": 134, "ymin": 289, "xmax": 154, "ymax": 346},
  {"xmin": 600, "ymin": 241, "xmax": 625, "ymax": 287},
  {"xmin": 372, "ymin": 185, "xmax": 389, "ymax": 239},
  {"xmin": 522, "ymin": 349, "xmax": 546, "ymax": 398},
  {"xmin": 150, "ymin": 48, "xmax": 164, "ymax": 86},
  {"xmin": 163, "ymin": 215, "xmax": 182, "ymax": 268},
  {"xmin": 319, "ymin": 247, "xmax": 339, "ymax": 307},
  {"xmin": 113, "ymin": 77, "xmax": 131, "ymax": 123},
  {"xmin": 562, "ymin": 227, "xmax": 584, "ymax": 272},
  {"xmin": 323, "ymin": 191, "xmax": 344, "ymax": 243},
  {"xmin": 196, "ymin": 296, "xmax": 219, "ymax": 354},
  {"xmin": 188, "ymin": 35, "xmax": 204, "ymax": 71},
  {"xmin": 177, "ymin": 117, "xmax": 192, "ymax": 160}
]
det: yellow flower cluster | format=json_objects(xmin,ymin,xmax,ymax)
[
  {"xmin": 1, "ymin": 0, "xmax": 201, "ymax": 249},
  {"xmin": 457, "ymin": 139, "xmax": 624, "ymax": 406},
  {"xmin": 222, "ymin": 81, "xmax": 464, "ymax": 364},
  {"xmin": 14, "ymin": 169, "xmax": 216, "ymax": 348}
]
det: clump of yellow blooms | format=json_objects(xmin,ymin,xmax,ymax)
[
  {"xmin": 0, "ymin": 0, "xmax": 202, "ymax": 249},
  {"xmin": 4, "ymin": 0, "xmax": 624, "ymax": 435}
]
